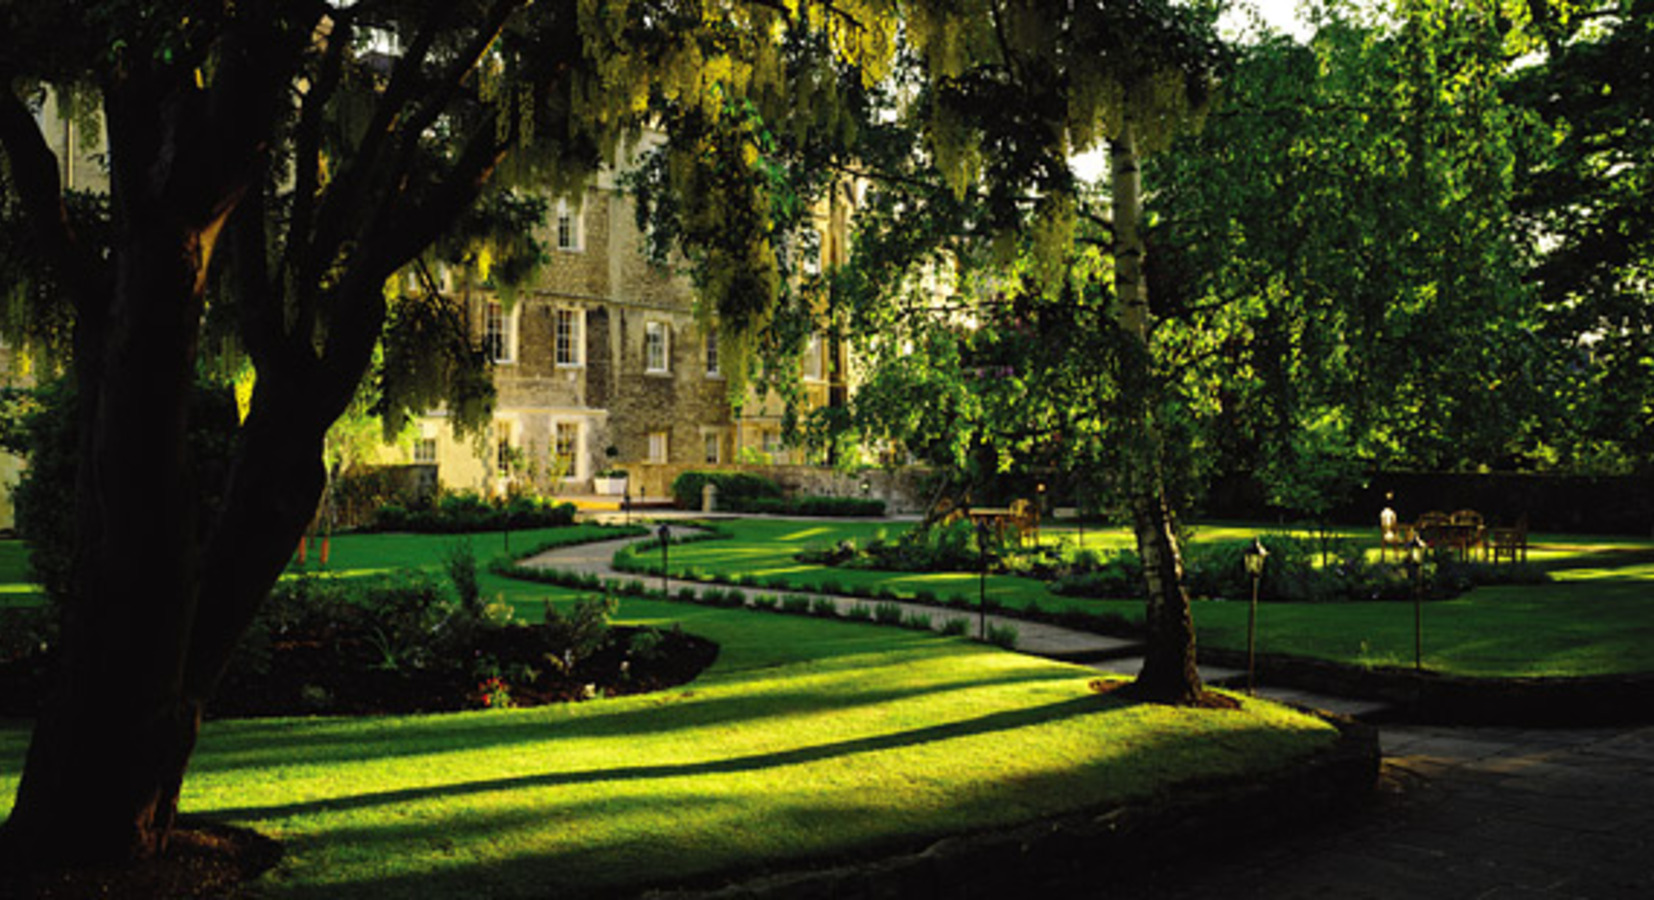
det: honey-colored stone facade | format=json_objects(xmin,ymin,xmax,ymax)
[{"xmin": 416, "ymin": 174, "xmax": 854, "ymax": 497}]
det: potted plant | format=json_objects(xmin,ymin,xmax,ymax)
[{"xmin": 593, "ymin": 446, "xmax": 628, "ymax": 494}]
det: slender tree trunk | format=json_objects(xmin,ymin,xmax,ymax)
[{"xmin": 1110, "ymin": 121, "xmax": 1203, "ymax": 704}]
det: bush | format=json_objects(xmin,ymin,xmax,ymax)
[
  {"xmin": 1051, "ymin": 551, "xmax": 1143, "ymax": 599},
  {"xmin": 360, "ymin": 571, "xmax": 457, "ymax": 671},
  {"xmin": 670, "ymin": 471, "xmax": 784, "ymax": 510},
  {"xmin": 542, "ymin": 594, "xmax": 618, "ymax": 672},
  {"xmin": 901, "ymin": 612, "xmax": 932, "ymax": 631},
  {"xmin": 751, "ymin": 595, "xmax": 780, "ymax": 612},
  {"xmin": 873, "ymin": 602, "xmax": 904, "ymax": 625},
  {"xmin": 810, "ymin": 597, "xmax": 840, "ymax": 618},
  {"xmin": 985, "ymin": 624, "xmax": 1019, "ymax": 650},
  {"xmin": 940, "ymin": 617, "xmax": 970, "ymax": 636},
  {"xmin": 627, "ymin": 628, "xmax": 665, "ymax": 662},
  {"xmin": 444, "ymin": 539, "xmax": 482, "ymax": 615},
  {"xmin": 372, "ymin": 490, "xmax": 576, "ymax": 533},
  {"xmin": 844, "ymin": 604, "xmax": 873, "ymax": 622},
  {"xmin": 744, "ymin": 496, "xmax": 887, "ymax": 517},
  {"xmin": 781, "ymin": 594, "xmax": 813, "ymax": 615}
]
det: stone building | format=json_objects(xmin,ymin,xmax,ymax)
[{"xmin": 411, "ymin": 164, "xmax": 856, "ymax": 498}]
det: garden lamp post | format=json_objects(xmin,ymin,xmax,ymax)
[
  {"xmin": 1407, "ymin": 533, "xmax": 1428, "ymax": 671},
  {"xmin": 658, "ymin": 523, "xmax": 672, "ymax": 598},
  {"xmin": 1244, "ymin": 537, "xmax": 1268, "ymax": 696},
  {"xmin": 623, "ymin": 490, "xmax": 631, "ymax": 526},
  {"xmin": 977, "ymin": 518, "xmax": 992, "ymax": 641},
  {"xmin": 1035, "ymin": 482, "xmax": 1046, "ymax": 547}
]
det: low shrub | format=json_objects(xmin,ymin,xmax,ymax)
[
  {"xmin": 751, "ymin": 595, "xmax": 780, "ymax": 612},
  {"xmin": 901, "ymin": 612, "xmax": 932, "ymax": 631},
  {"xmin": 744, "ymin": 496, "xmax": 887, "ymax": 517},
  {"xmin": 810, "ymin": 597, "xmax": 840, "ymax": 618},
  {"xmin": 940, "ymin": 617, "xmax": 970, "ymax": 636},
  {"xmin": 374, "ymin": 490, "xmax": 577, "ymax": 533},
  {"xmin": 781, "ymin": 594, "xmax": 814, "ymax": 615},
  {"xmin": 541, "ymin": 594, "xmax": 618, "ymax": 673},
  {"xmin": 844, "ymin": 604, "xmax": 873, "ymax": 622},
  {"xmin": 985, "ymin": 624, "xmax": 1019, "ymax": 650},
  {"xmin": 671, "ymin": 471, "xmax": 784, "ymax": 510},
  {"xmin": 873, "ymin": 602, "xmax": 904, "ymax": 625}
]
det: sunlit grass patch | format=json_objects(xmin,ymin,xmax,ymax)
[{"xmin": 7, "ymin": 636, "xmax": 1329, "ymax": 899}]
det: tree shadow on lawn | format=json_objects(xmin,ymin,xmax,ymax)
[
  {"xmin": 203, "ymin": 694, "xmax": 1111, "ymax": 822},
  {"xmin": 186, "ymin": 665, "xmax": 1092, "ymax": 775},
  {"xmin": 236, "ymin": 712, "xmax": 1304, "ymax": 900}
]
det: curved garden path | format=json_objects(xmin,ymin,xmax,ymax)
[{"xmin": 521, "ymin": 524, "xmax": 1654, "ymax": 899}]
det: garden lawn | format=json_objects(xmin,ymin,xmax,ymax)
[
  {"xmin": 0, "ymin": 596, "xmax": 1338, "ymax": 899},
  {"xmin": 619, "ymin": 520, "xmax": 1654, "ymax": 679},
  {"xmin": 620, "ymin": 518, "xmax": 1102, "ymax": 616},
  {"xmin": 288, "ymin": 524, "xmax": 633, "ymax": 580}
]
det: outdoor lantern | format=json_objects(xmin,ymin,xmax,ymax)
[
  {"xmin": 861, "ymin": 480, "xmax": 871, "ymax": 495},
  {"xmin": 1406, "ymin": 533, "xmax": 1428, "ymax": 671},
  {"xmin": 1244, "ymin": 537, "xmax": 1268, "ymax": 695},
  {"xmin": 657, "ymin": 523, "xmax": 672, "ymax": 596},
  {"xmin": 1407, "ymin": 533, "xmax": 1428, "ymax": 567}
]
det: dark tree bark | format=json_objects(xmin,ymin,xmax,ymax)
[{"xmin": 0, "ymin": 0, "xmax": 519, "ymax": 863}]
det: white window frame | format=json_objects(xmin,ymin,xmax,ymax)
[
  {"xmin": 803, "ymin": 332, "xmax": 825, "ymax": 382},
  {"xmin": 485, "ymin": 300, "xmax": 518, "ymax": 364},
  {"xmin": 555, "ymin": 200, "xmax": 584, "ymax": 252},
  {"xmin": 553, "ymin": 421, "xmax": 580, "ymax": 478},
  {"xmin": 645, "ymin": 320, "xmax": 670, "ymax": 374},
  {"xmin": 647, "ymin": 431, "xmax": 669, "ymax": 464},
  {"xmin": 555, "ymin": 307, "xmax": 584, "ymax": 368},
  {"xmin": 495, "ymin": 420, "xmax": 517, "ymax": 474},
  {"xmin": 704, "ymin": 328, "xmax": 721, "ymax": 378},
  {"xmin": 413, "ymin": 436, "xmax": 438, "ymax": 465},
  {"xmin": 702, "ymin": 430, "xmax": 721, "ymax": 464}
]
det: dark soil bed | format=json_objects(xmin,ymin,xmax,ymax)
[
  {"xmin": 0, "ymin": 623, "xmax": 718, "ymax": 720},
  {"xmin": 211, "ymin": 623, "xmax": 719, "ymax": 718}
]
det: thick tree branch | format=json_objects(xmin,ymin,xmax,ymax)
[
  {"xmin": 0, "ymin": 81, "xmax": 107, "ymax": 308},
  {"xmin": 286, "ymin": 11, "xmax": 352, "ymax": 294}
]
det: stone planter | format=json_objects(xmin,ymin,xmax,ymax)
[{"xmin": 593, "ymin": 476, "xmax": 629, "ymax": 496}]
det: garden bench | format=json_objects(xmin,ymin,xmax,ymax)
[{"xmin": 1487, "ymin": 517, "xmax": 1529, "ymax": 564}]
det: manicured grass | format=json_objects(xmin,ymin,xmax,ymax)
[
  {"xmin": 0, "ymin": 541, "xmax": 40, "ymax": 608},
  {"xmin": 288, "ymin": 524, "xmax": 634, "ymax": 579},
  {"xmin": 619, "ymin": 518, "xmax": 1097, "ymax": 615},
  {"xmin": 0, "ymin": 590, "xmax": 1337, "ymax": 898},
  {"xmin": 621, "ymin": 519, "xmax": 1654, "ymax": 678}
]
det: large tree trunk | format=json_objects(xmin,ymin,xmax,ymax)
[
  {"xmin": 3, "ymin": 213, "xmax": 217, "ymax": 863},
  {"xmin": 1110, "ymin": 121, "xmax": 1203, "ymax": 704},
  {"xmin": 0, "ymin": 55, "xmax": 327, "ymax": 867}
]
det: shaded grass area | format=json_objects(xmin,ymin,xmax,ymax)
[{"xmin": 0, "ymin": 603, "xmax": 1336, "ymax": 898}]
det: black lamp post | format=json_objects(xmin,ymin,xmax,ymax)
[
  {"xmin": 623, "ymin": 490, "xmax": 632, "ymax": 526},
  {"xmin": 657, "ymin": 523, "xmax": 672, "ymax": 597},
  {"xmin": 1407, "ymin": 533, "xmax": 1428, "ymax": 671},
  {"xmin": 1034, "ymin": 482, "xmax": 1046, "ymax": 547},
  {"xmin": 1243, "ymin": 537, "xmax": 1268, "ymax": 696},
  {"xmin": 977, "ymin": 519, "xmax": 992, "ymax": 641}
]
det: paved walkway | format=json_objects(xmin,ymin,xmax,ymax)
[{"xmin": 523, "ymin": 527, "xmax": 1654, "ymax": 899}]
